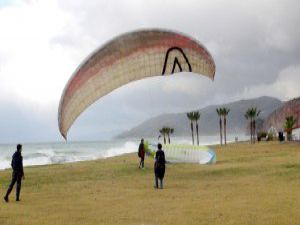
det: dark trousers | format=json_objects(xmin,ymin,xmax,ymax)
[
  {"xmin": 139, "ymin": 157, "xmax": 144, "ymax": 168},
  {"xmin": 155, "ymin": 175, "xmax": 163, "ymax": 189},
  {"xmin": 5, "ymin": 171, "xmax": 22, "ymax": 200},
  {"xmin": 154, "ymin": 163, "xmax": 165, "ymax": 189}
]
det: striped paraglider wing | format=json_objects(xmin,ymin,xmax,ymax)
[{"xmin": 58, "ymin": 29, "xmax": 216, "ymax": 139}]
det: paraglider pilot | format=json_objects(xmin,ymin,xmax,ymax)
[
  {"xmin": 4, "ymin": 144, "xmax": 25, "ymax": 202},
  {"xmin": 138, "ymin": 139, "xmax": 145, "ymax": 169},
  {"xmin": 154, "ymin": 143, "xmax": 166, "ymax": 189}
]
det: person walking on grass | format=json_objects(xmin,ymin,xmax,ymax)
[
  {"xmin": 138, "ymin": 138, "xmax": 145, "ymax": 169},
  {"xmin": 4, "ymin": 144, "xmax": 25, "ymax": 202},
  {"xmin": 154, "ymin": 143, "xmax": 166, "ymax": 189}
]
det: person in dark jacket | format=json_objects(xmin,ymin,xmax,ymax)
[
  {"xmin": 138, "ymin": 139, "xmax": 145, "ymax": 169},
  {"xmin": 4, "ymin": 144, "xmax": 25, "ymax": 202},
  {"xmin": 154, "ymin": 143, "xmax": 166, "ymax": 189}
]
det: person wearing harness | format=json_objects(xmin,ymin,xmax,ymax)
[
  {"xmin": 138, "ymin": 139, "xmax": 145, "ymax": 169},
  {"xmin": 4, "ymin": 144, "xmax": 25, "ymax": 202},
  {"xmin": 154, "ymin": 143, "xmax": 166, "ymax": 189}
]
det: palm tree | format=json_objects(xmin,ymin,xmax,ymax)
[
  {"xmin": 216, "ymin": 108, "xmax": 223, "ymax": 145},
  {"xmin": 252, "ymin": 108, "xmax": 261, "ymax": 143},
  {"xmin": 187, "ymin": 112, "xmax": 195, "ymax": 145},
  {"xmin": 284, "ymin": 116, "xmax": 297, "ymax": 141},
  {"xmin": 169, "ymin": 128, "xmax": 174, "ymax": 144},
  {"xmin": 193, "ymin": 111, "xmax": 201, "ymax": 145},
  {"xmin": 222, "ymin": 107, "xmax": 230, "ymax": 145},
  {"xmin": 245, "ymin": 109, "xmax": 253, "ymax": 143},
  {"xmin": 245, "ymin": 107, "xmax": 260, "ymax": 144},
  {"xmin": 165, "ymin": 127, "xmax": 171, "ymax": 144},
  {"xmin": 159, "ymin": 127, "xmax": 168, "ymax": 144},
  {"xmin": 163, "ymin": 127, "xmax": 174, "ymax": 144}
]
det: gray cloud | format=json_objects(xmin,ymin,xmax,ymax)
[{"xmin": 0, "ymin": 0, "xmax": 300, "ymax": 142}]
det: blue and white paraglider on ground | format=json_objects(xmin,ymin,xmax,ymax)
[{"xmin": 145, "ymin": 142, "xmax": 216, "ymax": 164}]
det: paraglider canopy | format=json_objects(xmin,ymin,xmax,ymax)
[{"xmin": 58, "ymin": 29, "xmax": 216, "ymax": 139}]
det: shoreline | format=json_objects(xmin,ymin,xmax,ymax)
[
  {"xmin": 0, "ymin": 139, "xmax": 293, "ymax": 171},
  {"xmin": 0, "ymin": 151, "xmax": 137, "ymax": 171}
]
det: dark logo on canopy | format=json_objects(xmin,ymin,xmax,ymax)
[{"xmin": 162, "ymin": 47, "xmax": 192, "ymax": 75}]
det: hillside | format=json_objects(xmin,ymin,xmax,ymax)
[
  {"xmin": 263, "ymin": 97, "xmax": 300, "ymax": 131},
  {"xmin": 116, "ymin": 96, "xmax": 282, "ymax": 138}
]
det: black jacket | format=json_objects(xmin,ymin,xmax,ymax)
[
  {"xmin": 155, "ymin": 149, "xmax": 166, "ymax": 179},
  {"xmin": 138, "ymin": 143, "xmax": 145, "ymax": 158},
  {"xmin": 11, "ymin": 151, "xmax": 24, "ymax": 175},
  {"xmin": 155, "ymin": 149, "xmax": 166, "ymax": 165}
]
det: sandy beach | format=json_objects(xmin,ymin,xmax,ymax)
[{"xmin": 1, "ymin": 141, "xmax": 300, "ymax": 225}]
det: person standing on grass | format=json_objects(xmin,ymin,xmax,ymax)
[
  {"xmin": 4, "ymin": 144, "xmax": 25, "ymax": 202},
  {"xmin": 154, "ymin": 143, "xmax": 166, "ymax": 189},
  {"xmin": 138, "ymin": 138, "xmax": 145, "ymax": 169}
]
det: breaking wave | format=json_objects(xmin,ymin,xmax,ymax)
[{"xmin": 0, "ymin": 141, "xmax": 138, "ymax": 170}]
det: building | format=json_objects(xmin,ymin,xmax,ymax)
[{"xmin": 263, "ymin": 97, "xmax": 300, "ymax": 140}]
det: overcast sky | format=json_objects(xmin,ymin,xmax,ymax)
[{"xmin": 0, "ymin": 0, "xmax": 299, "ymax": 143}]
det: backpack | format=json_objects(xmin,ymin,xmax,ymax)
[
  {"xmin": 157, "ymin": 151, "xmax": 165, "ymax": 165},
  {"xmin": 11, "ymin": 152, "xmax": 20, "ymax": 170},
  {"xmin": 11, "ymin": 154, "xmax": 17, "ymax": 170}
]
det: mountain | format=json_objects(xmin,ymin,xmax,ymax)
[
  {"xmin": 263, "ymin": 97, "xmax": 300, "ymax": 131},
  {"xmin": 116, "ymin": 96, "xmax": 283, "ymax": 138}
]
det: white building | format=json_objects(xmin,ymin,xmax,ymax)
[{"xmin": 292, "ymin": 126, "xmax": 300, "ymax": 140}]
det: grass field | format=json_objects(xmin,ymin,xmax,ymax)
[{"xmin": 1, "ymin": 141, "xmax": 300, "ymax": 225}]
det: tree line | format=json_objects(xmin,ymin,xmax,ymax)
[{"xmin": 158, "ymin": 107, "xmax": 297, "ymax": 145}]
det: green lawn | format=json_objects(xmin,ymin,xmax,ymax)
[{"xmin": 1, "ymin": 141, "xmax": 300, "ymax": 225}]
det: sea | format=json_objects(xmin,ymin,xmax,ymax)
[{"xmin": 0, "ymin": 135, "xmax": 247, "ymax": 170}]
